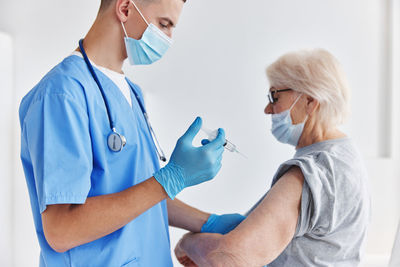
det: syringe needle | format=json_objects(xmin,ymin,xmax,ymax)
[{"xmin": 235, "ymin": 149, "xmax": 248, "ymax": 159}]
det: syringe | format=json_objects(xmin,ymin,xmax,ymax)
[{"xmin": 201, "ymin": 127, "xmax": 248, "ymax": 159}]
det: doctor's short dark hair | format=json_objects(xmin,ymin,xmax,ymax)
[{"xmin": 100, "ymin": 0, "xmax": 186, "ymax": 11}]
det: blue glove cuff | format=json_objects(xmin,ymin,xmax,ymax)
[
  {"xmin": 201, "ymin": 214, "xmax": 219, "ymax": 233},
  {"xmin": 201, "ymin": 213, "xmax": 246, "ymax": 234},
  {"xmin": 154, "ymin": 162, "xmax": 186, "ymax": 200}
]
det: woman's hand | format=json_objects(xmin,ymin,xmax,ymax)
[
  {"xmin": 175, "ymin": 235, "xmax": 198, "ymax": 267},
  {"xmin": 175, "ymin": 232, "xmax": 236, "ymax": 267}
]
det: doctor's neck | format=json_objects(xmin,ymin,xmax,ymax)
[{"xmin": 77, "ymin": 12, "xmax": 128, "ymax": 74}]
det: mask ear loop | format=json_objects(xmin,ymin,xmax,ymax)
[
  {"xmin": 289, "ymin": 93, "xmax": 309, "ymax": 124},
  {"xmin": 121, "ymin": 0, "xmax": 150, "ymax": 39},
  {"xmin": 129, "ymin": 0, "xmax": 173, "ymax": 45},
  {"xmin": 289, "ymin": 93, "xmax": 303, "ymax": 110},
  {"xmin": 129, "ymin": 0, "xmax": 150, "ymax": 26}
]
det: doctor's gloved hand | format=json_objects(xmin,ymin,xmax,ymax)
[
  {"xmin": 154, "ymin": 117, "xmax": 225, "ymax": 199},
  {"xmin": 201, "ymin": 214, "xmax": 246, "ymax": 235}
]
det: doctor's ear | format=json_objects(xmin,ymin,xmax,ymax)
[
  {"xmin": 305, "ymin": 96, "xmax": 319, "ymax": 115},
  {"xmin": 115, "ymin": 0, "xmax": 131, "ymax": 22}
]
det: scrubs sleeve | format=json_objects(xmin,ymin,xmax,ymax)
[{"xmin": 23, "ymin": 92, "xmax": 92, "ymax": 213}]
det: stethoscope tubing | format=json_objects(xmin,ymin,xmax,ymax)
[
  {"xmin": 78, "ymin": 39, "xmax": 167, "ymax": 161},
  {"xmin": 79, "ymin": 39, "xmax": 115, "ymax": 130}
]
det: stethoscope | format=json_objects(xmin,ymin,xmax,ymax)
[{"xmin": 78, "ymin": 39, "xmax": 167, "ymax": 162}]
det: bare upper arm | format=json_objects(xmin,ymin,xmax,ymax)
[{"xmin": 220, "ymin": 166, "xmax": 304, "ymax": 266}]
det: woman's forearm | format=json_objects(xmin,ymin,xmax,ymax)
[{"xmin": 180, "ymin": 233, "xmax": 249, "ymax": 267}]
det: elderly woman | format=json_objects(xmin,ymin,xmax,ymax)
[{"xmin": 175, "ymin": 49, "xmax": 370, "ymax": 266}]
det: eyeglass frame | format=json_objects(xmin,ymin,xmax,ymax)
[{"xmin": 267, "ymin": 88, "xmax": 293, "ymax": 104}]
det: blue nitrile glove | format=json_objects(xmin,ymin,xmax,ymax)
[
  {"xmin": 201, "ymin": 214, "xmax": 246, "ymax": 234},
  {"xmin": 154, "ymin": 117, "xmax": 226, "ymax": 199},
  {"xmin": 201, "ymin": 139, "xmax": 211, "ymax": 145}
]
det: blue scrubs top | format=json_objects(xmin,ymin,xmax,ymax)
[{"xmin": 19, "ymin": 55, "xmax": 173, "ymax": 267}]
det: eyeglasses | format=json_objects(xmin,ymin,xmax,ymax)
[{"xmin": 267, "ymin": 88, "xmax": 293, "ymax": 104}]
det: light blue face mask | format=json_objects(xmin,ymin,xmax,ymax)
[
  {"xmin": 271, "ymin": 94, "xmax": 308, "ymax": 147},
  {"xmin": 121, "ymin": 0, "xmax": 173, "ymax": 65}
]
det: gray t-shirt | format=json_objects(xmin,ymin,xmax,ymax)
[{"xmin": 249, "ymin": 138, "xmax": 370, "ymax": 267}]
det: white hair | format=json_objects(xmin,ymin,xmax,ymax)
[{"xmin": 266, "ymin": 49, "xmax": 351, "ymax": 128}]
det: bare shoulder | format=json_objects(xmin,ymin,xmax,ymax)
[
  {"xmin": 273, "ymin": 165, "xmax": 304, "ymax": 191},
  {"xmin": 285, "ymin": 165, "xmax": 304, "ymax": 178}
]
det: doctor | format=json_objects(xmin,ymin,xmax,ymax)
[{"xmin": 19, "ymin": 0, "xmax": 233, "ymax": 266}]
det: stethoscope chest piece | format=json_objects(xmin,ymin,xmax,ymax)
[{"xmin": 108, "ymin": 129, "xmax": 127, "ymax": 152}]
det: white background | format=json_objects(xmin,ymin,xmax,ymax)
[{"xmin": 0, "ymin": 0, "xmax": 399, "ymax": 266}]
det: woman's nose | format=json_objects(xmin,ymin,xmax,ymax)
[{"xmin": 264, "ymin": 103, "xmax": 273, "ymax": 114}]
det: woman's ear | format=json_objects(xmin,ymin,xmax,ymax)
[
  {"xmin": 306, "ymin": 96, "xmax": 319, "ymax": 116},
  {"xmin": 115, "ymin": 0, "xmax": 131, "ymax": 23}
]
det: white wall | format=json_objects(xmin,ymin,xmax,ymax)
[
  {"xmin": 0, "ymin": 32, "xmax": 14, "ymax": 267},
  {"xmin": 0, "ymin": 0, "xmax": 398, "ymax": 266}
]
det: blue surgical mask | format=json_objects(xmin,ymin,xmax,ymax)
[
  {"xmin": 271, "ymin": 94, "xmax": 308, "ymax": 146},
  {"xmin": 121, "ymin": 0, "xmax": 173, "ymax": 65}
]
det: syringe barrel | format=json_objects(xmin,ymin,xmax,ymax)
[
  {"xmin": 223, "ymin": 140, "xmax": 237, "ymax": 152},
  {"xmin": 203, "ymin": 128, "xmax": 218, "ymax": 140},
  {"xmin": 201, "ymin": 127, "xmax": 236, "ymax": 152}
]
